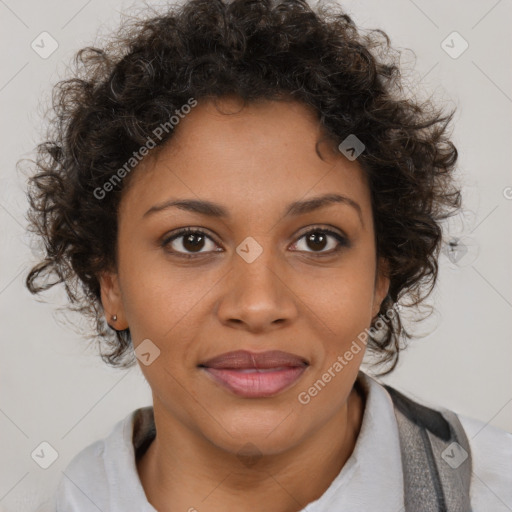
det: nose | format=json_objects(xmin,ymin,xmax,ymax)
[{"xmin": 215, "ymin": 245, "xmax": 299, "ymax": 333}]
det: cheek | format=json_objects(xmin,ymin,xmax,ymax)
[
  {"xmin": 301, "ymin": 284, "xmax": 371, "ymax": 385},
  {"xmin": 118, "ymin": 241, "xmax": 208, "ymax": 339},
  {"xmin": 119, "ymin": 231, "xmax": 376, "ymax": 356},
  {"xmin": 296, "ymin": 256, "xmax": 376, "ymax": 336},
  {"xmin": 293, "ymin": 270, "xmax": 372, "ymax": 413}
]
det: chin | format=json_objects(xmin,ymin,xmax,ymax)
[{"xmin": 199, "ymin": 409, "xmax": 307, "ymax": 457}]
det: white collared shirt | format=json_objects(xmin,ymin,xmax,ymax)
[{"xmin": 47, "ymin": 372, "xmax": 512, "ymax": 511}]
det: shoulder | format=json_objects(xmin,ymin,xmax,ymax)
[
  {"xmin": 54, "ymin": 409, "xmax": 139, "ymax": 511},
  {"xmin": 457, "ymin": 413, "xmax": 512, "ymax": 511},
  {"xmin": 55, "ymin": 436, "xmax": 110, "ymax": 510},
  {"xmin": 365, "ymin": 374, "xmax": 512, "ymax": 510}
]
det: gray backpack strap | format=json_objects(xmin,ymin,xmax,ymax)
[{"xmin": 384, "ymin": 385, "xmax": 473, "ymax": 512}]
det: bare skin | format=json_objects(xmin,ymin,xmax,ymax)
[{"xmin": 100, "ymin": 95, "xmax": 390, "ymax": 512}]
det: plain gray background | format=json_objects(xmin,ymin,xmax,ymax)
[{"xmin": 1, "ymin": 0, "xmax": 511, "ymax": 510}]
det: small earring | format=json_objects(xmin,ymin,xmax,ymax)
[{"xmin": 111, "ymin": 314, "xmax": 117, "ymax": 322}]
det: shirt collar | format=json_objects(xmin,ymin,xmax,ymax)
[
  {"xmin": 299, "ymin": 370, "xmax": 405, "ymax": 511},
  {"xmin": 104, "ymin": 370, "xmax": 405, "ymax": 511}
]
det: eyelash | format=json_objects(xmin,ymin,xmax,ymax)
[{"xmin": 160, "ymin": 226, "xmax": 350, "ymax": 259}]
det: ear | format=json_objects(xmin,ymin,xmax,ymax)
[
  {"xmin": 98, "ymin": 271, "xmax": 128, "ymax": 330},
  {"xmin": 372, "ymin": 257, "xmax": 391, "ymax": 319}
]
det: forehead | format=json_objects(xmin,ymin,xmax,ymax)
[
  {"xmin": 169, "ymin": 96, "xmax": 335, "ymax": 158},
  {"xmin": 120, "ymin": 97, "xmax": 372, "ymax": 224}
]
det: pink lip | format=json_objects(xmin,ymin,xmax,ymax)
[
  {"xmin": 199, "ymin": 349, "xmax": 308, "ymax": 369},
  {"xmin": 202, "ymin": 366, "xmax": 307, "ymax": 398},
  {"xmin": 199, "ymin": 350, "xmax": 309, "ymax": 398}
]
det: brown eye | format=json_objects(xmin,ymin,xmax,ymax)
[
  {"xmin": 291, "ymin": 228, "xmax": 349, "ymax": 255},
  {"xmin": 182, "ymin": 232, "xmax": 206, "ymax": 252},
  {"xmin": 161, "ymin": 228, "xmax": 220, "ymax": 258},
  {"xmin": 305, "ymin": 231, "xmax": 329, "ymax": 251},
  {"xmin": 161, "ymin": 226, "xmax": 349, "ymax": 259}
]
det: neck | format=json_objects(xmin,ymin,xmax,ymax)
[{"xmin": 137, "ymin": 383, "xmax": 365, "ymax": 512}]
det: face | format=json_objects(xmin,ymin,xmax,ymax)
[{"xmin": 100, "ymin": 96, "xmax": 390, "ymax": 456}]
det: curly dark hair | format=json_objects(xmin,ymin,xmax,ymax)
[{"xmin": 23, "ymin": 0, "xmax": 462, "ymax": 374}]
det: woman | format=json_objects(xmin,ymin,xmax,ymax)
[{"xmin": 25, "ymin": 0, "xmax": 511, "ymax": 510}]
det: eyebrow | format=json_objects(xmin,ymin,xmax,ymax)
[{"xmin": 143, "ymin": 193, "xmax": 363, "ymax": 226}]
